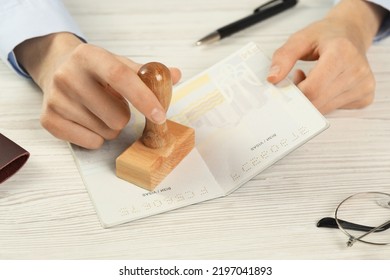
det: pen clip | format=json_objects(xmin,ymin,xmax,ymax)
[
  {"xmin": 254, "ymin": 0, "xmax": 295, "ymax": 13},
  {"xmin": 254, "ymin": 0, "xmax": 284, "ymax": 13}
]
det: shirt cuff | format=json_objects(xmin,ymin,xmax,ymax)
[
  {"xmin": 373, "ymin": 10, "xmax": 390, "ymax": 42},
  {"xmin": 0, "ymin": 0, "xmax": 86, "ymax": 78},
  {"xmin": 7, "ymin": 51, "xmax": 30, "ymax": 78},
  {"xmin": 366, "ymin": 0, "xmax": 390, "ymax": 11},
  {"xmin": 332, "ymin": 0, "xmax": 390, "ymax": 42}
]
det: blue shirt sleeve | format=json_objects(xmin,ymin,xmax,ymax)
[
  {"xmin": 366, "ymin": 1, "xmax": 390, "ymax": 41},
  {"xmin": 369, "ymin": 0, "xmax": 390, "ymax": 41},
  {"xmin": 0, "ymin": 0, "xmax": 86, "ymax": 78},
  {"xmin": 375, "ymin": 16, "xmax": 390, "ymax": 41}
]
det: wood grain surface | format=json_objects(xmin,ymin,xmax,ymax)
[{"xmin": 0, "ymin": 0, "xmax": 389, "ymax": 259}]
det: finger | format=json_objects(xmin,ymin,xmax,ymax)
[
  {"xmin": 103, "ymin": 83, "xmax": 129, "ymax": 106},
  {"xmin": 297, "ymin": 50, "xmax": 343, "ymax": 107},
  {"xmin": 80, "ymin": 46, "xmax": 167, "ymax": 124},
  {"xmin": 45, "ymin": 90, "xmax": 121, "ymax": 140},
  {"xmin": 293, "ymin": 69, "xmax": 306, "ymax": 85},
  {"xmin": 81, "ymin": 77, "xmax": 131, "ymax": 131},
  {"xmin": 57, "ymin": 68, "xmax": 131, "ymax": 131},
  {"xmin": 341, "ymin": 94, "xmax": 374, "ymax": 109},
  {"xmin": 267, "ymin": 31, "xmax": 316, "ymax": 84},
  {"xmin": 318, "ymin": 93, "xmax": 371, "ymax": 114},
  {"xmin": 40, "ymin": 110, "xmax": 104, "ymax": 149},
  {"xmin": 169, "ymin": 67, "xmax": 182, "ymax": 85},
  {"xmin": 317, "ymin": 75, "xmax": 375, "ymax": 113},
  {"xmin": 313, "ymin": 57, "xmax": 373, "ymax": 111}
]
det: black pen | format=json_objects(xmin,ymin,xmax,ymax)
[{"xmin": 196, "ymin": 0, "xmax": 298, "ymax": 46}]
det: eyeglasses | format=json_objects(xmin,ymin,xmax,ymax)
[{"xmin": 317, "ymin": 192, "xmax": 390, "ymax": 247}]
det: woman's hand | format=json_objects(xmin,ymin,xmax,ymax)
[
  {"xmin": 15, "ymin": 32, "xmax": 181, "ymax": 149},
  {"xmin": 267, "ymin": 0, "xmax": 387, "ymax": 114}
]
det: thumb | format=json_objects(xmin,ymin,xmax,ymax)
[{"xmin": 267, "ymin": 34, "xmax": 314, "ymax": 84}]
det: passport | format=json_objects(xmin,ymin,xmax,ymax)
[{"xmin": 71, "ymin": 42, "xmax": 329, "ymax": 228}]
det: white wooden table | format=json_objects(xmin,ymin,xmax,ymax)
[{"xmin": 1, "ymin": 0, "xmax": 390, "ymax": 259}]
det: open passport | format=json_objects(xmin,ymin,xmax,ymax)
[{"xmin": 71, "ymin": 42, "xmax": 329, "ymax": 228}]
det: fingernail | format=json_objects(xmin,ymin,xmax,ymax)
[
  {"xmin": 150, "ymin": 108, "xmax": 166, "ymax": 124},
  {"xmin": 268, "ymin": 65, "xmax": 280, "ymax": 78}
]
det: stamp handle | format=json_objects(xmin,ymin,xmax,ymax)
[{"xmin": 138, "ymin": 62, "xmax": 172, "ymax": 149}]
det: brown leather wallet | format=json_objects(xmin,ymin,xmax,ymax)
[{"xmin": 0, "ymin": 133, "xmax": 30, "ymax": 184}]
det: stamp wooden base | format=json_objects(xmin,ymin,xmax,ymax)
[
  {"xmin": 115, "ymin": 62, "xmax": 194, "ymax": 190},
  {"xmin": 116, "ymin": 120, "xmax": 195, "ymax": 190}
]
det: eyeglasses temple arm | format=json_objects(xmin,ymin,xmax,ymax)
[{"xmin": 317, "ymin": 217, "xmax": 388, "ymax": 232}]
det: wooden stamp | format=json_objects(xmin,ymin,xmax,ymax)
[{"xmin": 116, "ymin": 62, "xmax": 195, "ymax": 190}]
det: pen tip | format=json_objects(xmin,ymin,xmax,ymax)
[{"xmin": 194, "ymin": 31, "xmax": 220, "ymax": 46}]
